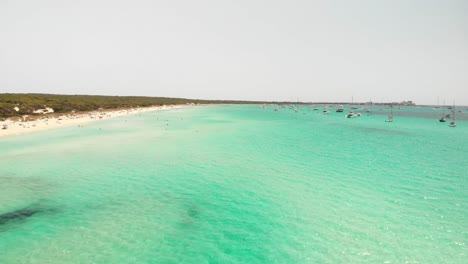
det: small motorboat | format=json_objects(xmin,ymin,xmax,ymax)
[{"xmin": 346, "ymin": 112, "xmax": 361, "ymax": 118}]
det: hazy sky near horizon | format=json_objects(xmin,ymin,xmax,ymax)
[{"xmin": 1, "ymin": 0, "xmax": 467, "ymax": 104}]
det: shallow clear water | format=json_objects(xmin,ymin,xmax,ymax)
[{"xmin": 0, "ymin": 105, "xmax": 467, "ymax": 263}]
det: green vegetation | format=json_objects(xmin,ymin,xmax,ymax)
[{"xmin": 0, "ymin": 93, "xmax": 266, "ymax": 119}]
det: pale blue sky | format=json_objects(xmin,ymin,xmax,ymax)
[{"xmin": 1, "ymin": 0, "xmax": 467, "ymax": 105}]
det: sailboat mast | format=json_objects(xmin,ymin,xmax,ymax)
[
  {"xmin": 452, "ymin": 102, "xmax": 455, "ymax": 122},
  {"xmin": 449, "ymin": 101, "xmax": 457, "ymax": 127},
  {"xmin": 439, "ymin": 100, "xmax": 447, "ymax": 122}
]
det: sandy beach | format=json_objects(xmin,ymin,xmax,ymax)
[{"xmin": 0, "ymin": 104, "xmax": 197, "ymax": 138}]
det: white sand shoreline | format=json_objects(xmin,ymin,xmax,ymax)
[{"xmin": 0, "ymin": 104, "xmax": 199, "ymax": 138}]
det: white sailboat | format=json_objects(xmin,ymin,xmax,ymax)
[
  {"xmin": 439, "ymin": 100, "xmax": 446, "ymax": 122},
  {"xmin": 351, "ymin": 96, "xmax": 359, "ymax": 110},
  {"xmin": 385, "ymin": 105, "xmax": 393, "ymax": 122},
  {"xmin": 346, "ymin": 97, "xmax": 361, "ymax": 118},
  {"xmin": 449, "ymin": 103, "xmax": 456, "ymax": 127},
  {"xmin": 323, "ymin": 106, "xmax": 329, "ymax": 114}
]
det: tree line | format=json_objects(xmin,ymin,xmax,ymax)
[{"xmin": 0, "ymin": 93, "xmax": 268, "ymax": 119}]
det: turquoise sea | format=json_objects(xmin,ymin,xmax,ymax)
[{"xmin": 1, "ymin": 105, "xmax": 467, "ymax": 263}]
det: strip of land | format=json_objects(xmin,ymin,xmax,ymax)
[{"xmin": 0, "ymin": 93, "xmax": 271, "ymax": 120}]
